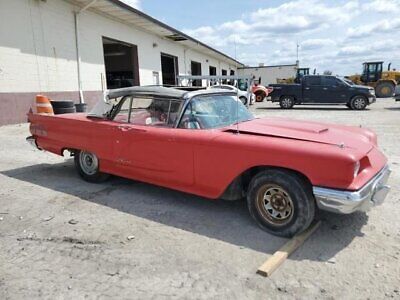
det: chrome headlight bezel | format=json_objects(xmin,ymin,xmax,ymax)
[{"xmin": 354, "ymin": 161, "xmax": 361, "ymax": 178}]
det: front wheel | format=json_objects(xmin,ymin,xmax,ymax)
[
  {"xmin": 74, "ymin": 150, "xmax": 109, "ymax": 183},
  {"xmin": 247, "ymin": 169, "xmax": 315, "ymax": 237},
  {"xmin": 279, "ymin": 96, "xmax": 295, "ymax": 109},
  {"xmin": 350, "ymin": 96, "xmax": 367, "ymax": 110}
]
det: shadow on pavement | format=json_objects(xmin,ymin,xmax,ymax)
[
  {"xmin": 256, "ymin": 106, "xmax": 370, "ymax": 111},
  {"xmin": 1, "ymin": 160, "xmax": 368, "ymax": 261}
]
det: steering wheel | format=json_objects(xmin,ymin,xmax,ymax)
[{"xmin": 180, "ymin": 116, "xmax": 202, "ymax": 129}]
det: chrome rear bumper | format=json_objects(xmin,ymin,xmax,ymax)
[
  {"xmin": 313, "ymin": 165, "xmax": 391, "ymax": 214},
  {"xmin": 26, "ymin": 136, "xmax": 41, "ymax": 150}
]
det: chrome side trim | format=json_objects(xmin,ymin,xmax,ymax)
[{"xmin": 313, "ymin": 165, "xmax": 391, "ymax": 214}]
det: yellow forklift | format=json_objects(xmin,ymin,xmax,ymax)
[{"xmin": 348, "ymin": 62, "xmax": 400, "ymax": 98}]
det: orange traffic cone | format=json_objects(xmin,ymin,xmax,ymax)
[{"xmin": 35, "ymin": 95, "xmax": 54, "ymax": 115}]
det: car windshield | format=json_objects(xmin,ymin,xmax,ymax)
[
  {"xmin": 179, "ymin": 94, "xmax": 254, "ymax": 129},
  {"xmin": 339, "ymin": 77, "xmax": 353, "ymax": 86}
]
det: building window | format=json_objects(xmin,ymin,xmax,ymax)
[
  {"xmin": 221, "ymin": 69, "xmax": 227, "ymax": 84},
  {"xmin": 191, "ymin": 61, "xmax": 202, "ymax": 86},
  {"xmin": 209, "ymin": 66, "xmax": 216, "ymax": 75}
]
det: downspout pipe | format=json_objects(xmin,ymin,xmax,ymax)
[{"xmin": 74, "ymin": 0, "xmax": 98, "ymax": 103}]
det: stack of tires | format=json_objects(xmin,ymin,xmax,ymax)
[{"xmin": 50, "ymin": 100, "xmax": 76, "ymax": 115}]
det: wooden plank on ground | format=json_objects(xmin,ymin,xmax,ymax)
[{"xmin": 257, "ymin": 221, "xmax": 321, "ymax": 277}]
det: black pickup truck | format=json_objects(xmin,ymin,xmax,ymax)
[{"xmin": 269, "ymin": 75, "xmax": 376, "ymax": 110}]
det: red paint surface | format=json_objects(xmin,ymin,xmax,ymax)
[{"xmin": 28, "ymin": 112, "xmax": 387, "ymax": 199}]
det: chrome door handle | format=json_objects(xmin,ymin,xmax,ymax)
[
  {"xmin": 118, "ymin": 126, "xmax": 147, "ymax": 133},
  {"xmin": 305, "ymin": 87, "xmax": 310, "ymax": 90},
  {"xmin": 118, "ymin": 125, "xmax": 133, "ymax": 132},
  {"xmin": 323, "ymin": 87, "xmax": 328, "ymax": 90}
]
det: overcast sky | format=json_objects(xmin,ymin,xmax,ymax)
[{"xmin": 122, "ymin": 0, "xmax": 400, "ymax": 76}]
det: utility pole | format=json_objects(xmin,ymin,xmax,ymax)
[{"xmin": 296, "ymin": 42, "xmax": 299, "ymax": 67}]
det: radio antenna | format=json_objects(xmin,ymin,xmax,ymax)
[{"xmin": 234, "ymin": 37, "xmax": 239, "ymax": 135}]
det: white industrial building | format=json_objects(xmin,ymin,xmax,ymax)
[
  {"xmin": 238, "ymin": 64, "xmax": 298, "ymax": 86},
  {"xmin": 0, "ymin": 0, "xmax": 242, "ymax": 125}
]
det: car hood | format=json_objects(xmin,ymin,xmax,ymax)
[
  {"xmin": 227, "ymin": 117, "xmax": 374, "ymax": 152},
  {"xmin": 351, "ymin": 84, "xmax": 373, "ymax": 91}
]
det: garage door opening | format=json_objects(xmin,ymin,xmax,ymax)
[
  {"xmin": 191, "ymin": 61, "xmax": 202, "ymax": 86},
  {"xmin": 161, "ymin": 53, "xmax": 178, "ymax": 86},
  {"xmin": 102, "ymin": 37, "xmax": 139, "ymax": 89}
]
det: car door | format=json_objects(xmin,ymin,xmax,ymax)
[
  {"xmin": 302, "ymin": 76, "xmax": 325, "ymax": 103},
  {"xmin": 303, "ymin": 76, "xmax": 332, "ymax": 104},
  {"xmin": 321, "ymin": 76, "xmax": 347, "ymax": 103},
  {"xmin": 112, "ymin": 96, "xmax": 194, "ymax": 187},
  {"xmin": 329, "ymin": 77, "xmax": 350, "ymax": 103}
]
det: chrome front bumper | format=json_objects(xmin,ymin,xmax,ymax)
[{"xmin": 313, "ymin": 165, "xmax": 391, "ymax": 214}]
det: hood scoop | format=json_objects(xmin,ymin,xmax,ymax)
[{"xmin": 224, "ymin": 128, "xmax": 340, "ymax": 147}]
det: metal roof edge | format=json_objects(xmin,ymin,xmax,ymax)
[
  {"xmin": 238, "ymin": 64, "xmax": 298, "ymax": 69},
  {"xmin": 105, "ymin": 0, "xmax": 244, "ymax": 67}
]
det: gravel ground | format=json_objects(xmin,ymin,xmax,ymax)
[{"xmin": 0, "ymin": 99, "xmax": 399, "ymax": 299}]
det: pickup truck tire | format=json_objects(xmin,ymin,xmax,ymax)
[
  {"xmin": 247, "ymin": 169, "xmax": 315, "ymax": 237},
  {"xmin": 74, "ymin": 150, "xmax": 110, "ymax": 183},
  {"xmin": 279, "ymin": 96, "xmax": 295, "ymax": 109},
  {"xmin": 239, "ymin": 96, "xmax": 248, "ymax": 106},
  {"xmin": 375, "ymin": 82, "xmax": 395, "ymax": 98},
  {"xmin": 350, "ymin": 96, "xmax": 367, "ymax": 110}
]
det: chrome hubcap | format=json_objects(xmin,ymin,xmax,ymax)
[
  {"xmin": 257, "ymin": 184, "xmax": 294, "ymax": 225},
  {"xmin": 282, "ymin": 98, "xmax": 292, "ymax": 108},
  {"xmin": 354, "ymin": 98, "xmax": 365, "ymax": 109},
  {"xmin": 79, "ymin": 151, "xmax": 98, "ymax": 175}
]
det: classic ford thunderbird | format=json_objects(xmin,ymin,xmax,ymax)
[{"xmin": 27, "ymin": 86, "xmax": 391, "ymax": 237}]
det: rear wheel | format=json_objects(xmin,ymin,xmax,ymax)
[
  {"xmin": 74, "ymin": 150, "xmax": 109, "ymax": 183},
  {"xmin": 255, "ymin": 91, "xmax": 266, "ymax": 102},
  {"xmin": 350, "ymin": 96, "xmax": 367, "ymax": 110},
  {"xmin": 239, "ymin": 96, "xmax": 248, "ymax": 106},
  {"xmin": 375, "ymin": 82, "xmax": 395, "ymax": 98},
  {"xmin": 279, "ymin": 96, "xmax": 295, "ymax": 109},
  {"xmin": 247, "ymin": 169, "xmax": 315, "ymax": 237}
]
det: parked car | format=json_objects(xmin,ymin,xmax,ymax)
[
  {"xmin": 207, "ymin": 84, "xmax": 254, "ymax": 105},
  {"xmin": 395, "ymin": 85, "xmax": 400, "ymax": 102},
  {"xmin": 269, "ymin": 75, "xmax": 376, "ymax": 110},
  {"xmin": 27, "ymin": 86, "xmax": 391, "ymax": 237}
]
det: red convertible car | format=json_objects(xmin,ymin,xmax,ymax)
[{"xmin": 27, "ymin": 86, "xmax": 391, "ymax": 237}]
